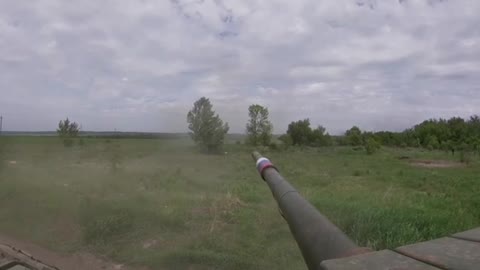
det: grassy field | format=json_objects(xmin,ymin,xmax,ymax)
[{"xmin": 0, "ymin": 136, "xmax": 479, "ymax": 269}]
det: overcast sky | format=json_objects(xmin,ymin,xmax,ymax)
[{"xmin": 1, "ymin": 0, "xmax": 479, "ymax": 134}]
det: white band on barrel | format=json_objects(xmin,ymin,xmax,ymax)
[{"xmin": 256, "ymin": 157, "xmax": 269, "ymax": 167}]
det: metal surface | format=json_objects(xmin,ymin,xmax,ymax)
[
  {"xmin": 452, "ymin": 228, "xmax": 480, "ymax": 242},
  {"xmin": 321, "ymin": 250, "xmax": 439, "ymax": 270},
  {"xmin": 251, "ymin": 152, "xmax": 370, "ymax": 270},
  {"xmin": 318, "ymin": 227, "xmax": 480, "ymax": 270},
  {"xmin": 0, "ymin": 244, "xmax": 58, "ymax": 270},
  {"xmin": 396, "ymin": 237, "xmax": 480, "ymax": 270}
]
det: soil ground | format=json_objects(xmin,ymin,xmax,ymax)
[{"xmin": 409, "ymin": 159, "xmax": 465, "ymax": 168}]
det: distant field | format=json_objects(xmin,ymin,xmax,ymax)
[{"xmin": 0, "ymin": 136, "xmax": 479, "ymax": 269}]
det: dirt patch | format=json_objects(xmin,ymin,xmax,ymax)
[
  {"xmin": 142, "ymin": 239, "xmax": 159, "ymax": 249},
  {"xmin": 0, "ymin": 233, "xmax": 149, "ymax": 270},
  {"xmin": 409, "ymin": 159, "xmax": 465, "ymax": 168}
]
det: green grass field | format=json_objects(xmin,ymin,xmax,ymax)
[{"xmin": 0, "ymin": 136, "xmax": 479, "ymax": 269}]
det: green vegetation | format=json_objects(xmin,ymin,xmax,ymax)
[
  {"xmin": 285, "ymin": 119, "xmax": 332, "ymax": 147},
  {"xmin": 278, "ymin": 115, "xmax": 480, "ymax": 158},
  {"xmin": 345, "ymin": 126, "xmax": 363, "ymax": 146},
  {"xmin": 365, "ymin": 138, "xmax": 381, "ymax": 155},
  {"xmin": 371, "ymin": 115, "xmax": 480, "ymax": 152},
  {"xmin": 187, "ymin": 97, "xmax": 229, "ymax": 153},
  {"xmin": 246, "ymin": 104, "xmax": 273, "ymax": 146},
  {"xmin": 0, "ymin": 136, "xmax": 479, "ymax": 269},
  {"xmin": 56, "ymin": 118, "xmax": 80, "ymax": 147}
]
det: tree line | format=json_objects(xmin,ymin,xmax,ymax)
[
  {"xmin": 371, "ymin": 116, "xmax": 480, "ymax": 154},
  {"xmin": 185, "ymin": 97, "xmax": 480, "ymax": 155},
  {"xmin": 55, "ymin": 96, "xmax": 480, "ymax": 156}
]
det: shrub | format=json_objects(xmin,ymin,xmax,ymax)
[
  {"xmin": 366, "ymin": 138, "xmax": 381, "ymax": 155},
  {"xmin": 278, "ymin": 134, "xmax": 293, "ymax": 146},
  {"xmin": 57, "ymin": 118, "xmax": 80, "ymax": 147},
  {"xmin": 269, "ymin": 142, "xmax": 279, "ymax": 150},
  {"xmin": 80, "ymin": 200, "xmax": 134, "ymax": 245},
  {"xmin": 352, "ymin": 146, "xmax": 364, "ymax": 151},
  {"xmin": 83, "ymin": 210, "xmax": 133, "ymax": 244}
]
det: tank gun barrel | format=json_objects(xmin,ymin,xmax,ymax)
[{"xmin": 252, "ymin": 151, "xmax": 370, "ymax": 270}]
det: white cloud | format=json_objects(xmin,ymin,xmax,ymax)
[{"xmin": 0, "ymin": 0, "xmax": 479, "ymax": 134}]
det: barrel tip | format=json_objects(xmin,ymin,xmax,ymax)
[{"xmin": 251, "ymin": 151, "xmax": 263, "ymax": 161}]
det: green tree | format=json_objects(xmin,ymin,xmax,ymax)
[
  {"xmin": 468, "ymin": 115, "xmax": 480, "ymax": 135},
  {"xmin": 57, "ymin": 118, "xmax": 80, "ymax": 147},
  {"xmin": 286, "ymin": 119, "xmax": 313, "ymax": 146},
  {"xmin": 363, "ymin": 115, "xmax": 480, "ymax": 150},
  {"xmin": 246, "ymin": 104, "xmax": 273, "ymax": 146},
  {"xmin": 311, "ymin": 125, "xmax": 332, "ymax": 146},
  {"xmin": 448, "ymin": 117, "xmax": 468, "ymax": 144},
  {"xmin": 426, "ymin": 135, "xmax": 440, "ymax": 150},
  {"xmin": 345, "ymin": 126, "xmax": 362, "ymax": 146},
  {"xmin": 187, "ymin": 97, "xmax": 229, "ymax": 153},
  {"xmin": 365, "ymin": 138, "xmax": 381, "ymax": 155},
  {"xmin": 473, "ymin": 138, "xmax": 480, "ymax": 156}
]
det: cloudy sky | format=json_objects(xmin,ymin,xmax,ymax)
[{"xmin": 1, "ymin": 0, "xmax": 479, "ymax": 134}]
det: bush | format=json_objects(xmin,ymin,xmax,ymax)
[
  {"xmin": 286, "ymin": 119, "xmax": 312, "ymax": 146},
  {"xmin": 80, "ymin": 200, "xmax": 134, "ymax": 245},
  {"xmin": 83, "ymin": 210, "xmax": 133, "ymax": 244},
  {"xmin": 278, "ymin": 134, "xmax": 292, "ymax": 146},
  {"xmin": 425, "ymin": 135, "xmax": 440, "ymax": 150},
  {"xmin": 57, "ymin": 118, "xmax": 80, "ymax": 147},
  {"xmin": 269, "ymin": 142, "xmax": 279, "ymax": 150},
  {"xmin": 346, "ymin": 126, "xmax": 362, "ymax": 146},
  {"xmin": 365, "ymin": 138, "xmax": 381, "ymax": 155},
  {"xmin": 353, "ymin": 170, "xmax": 362, "ymax": 176}
]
